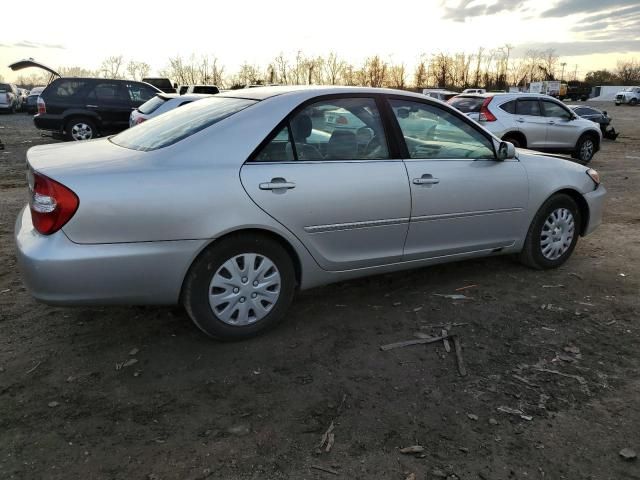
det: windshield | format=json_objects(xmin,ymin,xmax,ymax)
[
  {"xmin": 111, "ymin": 96, "xmax": 257, "ymax": 151},
  {"xmin": 448, "ymin": 96, "xmax": 485, "ymax": 113},
  {"xmin": 138, "ymin": 95, "xmax": 167, "ymax": 114},
  {"xmin": 624, "ymin": 87, "xmax": 638, "ymax": 92}
]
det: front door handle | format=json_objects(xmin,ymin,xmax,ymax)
[
  {"xmin": 86, "ymin": 104, "xmax": 99, "ymax": 108},
  {"xmin": 548, "ymin": 120, "xmax": 555, "ymax": 125},
  {"xmin": 413, "ymin": 175, "xmax": 440, "ymax": 185},
  {"xmin": 259, "ymin": 177, "xmax": 296, "ymax": 191}
]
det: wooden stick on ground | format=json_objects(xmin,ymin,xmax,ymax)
[
  {"xmin": 380, "ymin": 335, "xmax": 447, "ymax": 351},
  {"xmin": 452, "ymin": 335, "xmax": 467, "ymax": 376},
  {"xmin": 442, "ymin": 329, "xmax": 451, "ymax": 353},
  {"xmin": 311, "ymin": 465, "xmax": 338, "ymax": 475}
]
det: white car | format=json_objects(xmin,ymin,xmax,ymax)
[
  {"xmin": 448, "ymin": 93, "xmax": 602, "ymax": 163},
  {"xmin": 422, "ymin": 89, "xmax": 458, "ymax": 101},
  {"xmin": 462, "ymin": 88, "xmax": 486, "ymax": 94},
  {"xmin": 129, "ymin": 93, "xmax": 212, "ymax": 127}
]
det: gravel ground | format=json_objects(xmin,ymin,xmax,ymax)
[{"xmin": 0, "ymin": 107, "xmax": 639, "ymax": 480}]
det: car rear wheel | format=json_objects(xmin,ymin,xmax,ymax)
[
  {"xmin": 519, "ymin": 194, "xmax": 581, "ymax": 270},
  {"xmin": 502, "ymin": 134, "xmax": 523, "ymax": 148},
  {"xmin": 630, "ymin": 98, "xmax": 638, "ymax": 106},
  {"xmin": 66, "ymin": 118, "xmax": 96, "ymax": 141},
  {"xmin": 573, "ymin": 133, "xmax": 597, "ymax": 163},
  {"xmin": 182, "ymin": 234, "xmax": 296, "ymax": 340}
]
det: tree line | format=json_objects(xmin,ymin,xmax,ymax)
[{"xmin": 7, "ymin": 51, "xmax": 640, "ymax": 91}]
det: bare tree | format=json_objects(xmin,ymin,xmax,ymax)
[
  {"xmin": 126, "ymin": 61, "xmax": 151, "ymax": 81},
  {"xmin": 100, "ymin": 55, "xmax": 125, "ymax": 79},
  {"xmin": 363, "ymin": 55, "xmax": 388, "ymax": 87},
  {"xmin": 388, "ymin": 63, "xmax": 407, "ymax": 89},
  {"xmin": 413, "ymin": 55, "xmax": 428, "ymax": 88},
  {"xmin": 616, "ymin": 59, "xmax": 640, "ymax": 84},
  {"xmin": 323, "ymin": 52, "xmax": 344, "ymax": 85}
]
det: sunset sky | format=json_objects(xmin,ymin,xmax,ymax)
[{"xmin": 1, "ymin": 0, "xmax": 638, "ymax": 83}]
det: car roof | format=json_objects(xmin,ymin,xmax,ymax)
[
  {"xmin": 217, "ymin": 85, "xmax": 434, "ymax": 101},
  {"xmin": 159, "ymin": 93, "xmax": 213, "ymax": 100}
]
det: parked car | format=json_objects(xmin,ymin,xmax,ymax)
[
  {"xmin": 25, "ymin": 86, "xmax": 45, "ymax": 114},
  {"xmin": 34, "ymin": 77, "xmax": 161, "ymax": 140},
  {"xmin": 448, "ymin": 93, "xmax": 602, "ymax": 162},
  {"xmin": 178, "ymin": 85, "xmax": 220, "ymax": 95},
  {"xmin": 142, "ymin": 77, "xmax": 177, "ymax": 94},
  {"xmin": 569, "ymin": 105, "xmax": 619, "ymax": 139},
  {"xmin": 615, "ymin": 86, "xmax": 640, "ymax": 106},
  {"xmin": 462, "ymin": 88, "xmax": 486, "ymax": 94},
  {"xmin": 15, "ymin": 86, "xmax": 606, "ymax": 340},
  {"xmin": 422, "ymin": 89, "xmax": 458, "ymax": 101},
  {"xmin": 0, "ymin": 83, "xmax": 20, "ymax": 113},
  {"xmin": 129, "ymin": 93, "xmax": 212, "ymax": 127}
]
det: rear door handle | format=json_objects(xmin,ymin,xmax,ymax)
[
  {"xmin": 86, "ymin": 104, "xmax": 98, "ymax": 108},
  {"xmin": 259, "ymin": 178, "xmax": 296, "ymax": 191},
  {"xmin": 547, "ymin": 120, "xmax": 555, "ymax": 125},
  {"xmin": 516, "ymin": 118, "xmax": 525, "ymax": 123}
]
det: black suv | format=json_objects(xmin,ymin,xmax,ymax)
[{"xmin": 34, "ymin": 78, "xmax": 161, "ymax": 140}]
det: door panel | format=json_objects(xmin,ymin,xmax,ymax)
[
  {"xmin": 541, "ymin": 100, "xmax": 581, "ymax": 149},
  {"xmin": 515, "ymin": 99, "xmax": 547, "ymax": 148},
  {"xmin": 403, "ymin": 159, "xmax": 528, "ymax": 259},
  {"xmin": 240, "ymin": 161, "xmax": 411, "ymax": 270}
]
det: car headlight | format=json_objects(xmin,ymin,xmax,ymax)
[{"xmin": 586, "ymin": 168, "xmax": 600, "ymax": 186}]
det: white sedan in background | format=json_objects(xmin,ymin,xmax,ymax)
[{"xmin": 129, "ymin": 93, "xmax": 213, "ymax": 127}]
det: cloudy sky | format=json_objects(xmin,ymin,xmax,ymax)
[{"xmin": 0, "ymin": 0, "xmax": 638, "ymax": 82}]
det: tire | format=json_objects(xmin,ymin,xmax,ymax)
[
  {"xmin": 502, "ymin": 134, "xmax": 523, "ymax": 148},
  {"xmin": 630, "ymin": 98, "xmax": 638, "ymax": 106},
  {"xmin": 519, "ymin": 194, "xmax": 581, "ymax": 270},
  {"xmin": 182, "ymin": 234, "xmax": 296, "ymax": 340},
  {"xmin": 65, "ymin": 117, "xmax": 97, "ymax": 141},
  {"xmin": 572, "ymin": 133, "xmax": 597, "ymax": 163}
]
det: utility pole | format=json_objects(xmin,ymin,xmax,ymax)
[
  {"xmin": 573, "ymin": 64, "xmax": 578, "ymax": 81},
  {"xmin": 560, "ymin": 62, "xmax": 566, "ymax": 81}
]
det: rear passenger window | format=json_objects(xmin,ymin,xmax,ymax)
[
  {"xmin": 499, "ymin": 100, "xmax": 516, "ymax": 114},
  {"xmin": 516, "ymin": 99, "xmax": 541, "ymax": 116},
  {"xmin": 252, "ymin": 97, "xmax": 389, "ymax": 162},
  {"xmin": 52, "ymin": 80, "xmax": 87, "ymax": 98},
  {"xmin": 87, "ymin": 83, "xmax": 128, "ymax": 103},
  {"xmin": 128, "ymin": 84, "xmax": 157, "ymax": 103}
]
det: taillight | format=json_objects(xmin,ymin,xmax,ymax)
[
  {"xmin": 135, "ymin": 117, "xmax": 146, "ymax": 125},
  {"xmin": 37, "ymin": 97, "xmax": 46, "ymax": 114},
  {"xmin": 5, "ymin": 93, "xmax": 9, "ymax": 103},
  {"xmin": 479, "ymin": 97, "xmax": 496, "ymax": 122},
  {"xmin": 28, "ymin": 170, "xmax": 79, "ymax": 235}
]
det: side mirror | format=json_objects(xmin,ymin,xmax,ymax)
[{"xmin": 497, "ymin": 141, "xmax": 516, "ymax": 160}]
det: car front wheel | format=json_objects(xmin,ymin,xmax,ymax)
[
  {"xmin": 182, "ymin": 234, "xmax": 296, "ymax": 340},
  {"xmin": 519, "ymin": 194, "xmax": 581, "ymax": 270},
  {"xmin": 573, "ymin": 134, "xmax": 597, "ymax": 163}
]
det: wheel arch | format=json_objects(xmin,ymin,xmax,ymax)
[
  {"xmin": 179, "ymin": 227, "xmax": 303, "ymax": 302},
  {"xmin": 63, "ymin": 111, "xmax": 102, "ymax": 131},
  {"xmin": 501, "ymin": 130, "xmax": 527, "ymax": 148},
  {"xmin": 552, "ymin": 188, "xmax": 590, "ymax": 236},
  {"xmin": 580, "ymin": 129, "xmax": 601, "ymax": 151}
]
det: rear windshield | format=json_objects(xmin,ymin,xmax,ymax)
[
  {"xmin": 111, "ymin": 96, "xmax": 257, "ymax": 151},
  {"xmin": 0, "ymin": 83, "xmax": 10, "ymax": 92},
  {"xmin": 192, "ymin": 86, "xmax": 219, "ymax": 94},
  {"xmin": 138, "ymin": 95, "xmax": 167, "ymax": 114},
  {"xmin": 448, "ymin": 96, "xmax": 485, "ymax": 113}
]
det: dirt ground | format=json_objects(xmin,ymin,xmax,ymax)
[{"xmin": 0, "ymin": 106, "xmax": 639, "ymax": 480}]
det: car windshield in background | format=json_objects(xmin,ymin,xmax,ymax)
[
  {"xmin": 111, "ymin": 97, "xmax": 257, "ymax": 151},
  {"xmin": 448, "ymin": 96, "xmax": 485, "ymax": 113},
  {"xmin": 192, "ymin": 86, "xmax": 220, "ymax": 94},
  {"xmin": 138, "ymin": 95, "xmax": 167, "ymax": 115}
]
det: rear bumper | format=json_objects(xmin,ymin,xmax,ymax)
[
  {"xmin": 583, "ymin": 185, "xmax": 606, "ymax": 236},
  {"xmin": 33, "ymin": 114, "xmax": 64, "ymax": 131},
  {"xmin": 15, "ymin": 207, "xmax": 207, "ymax": 305}
]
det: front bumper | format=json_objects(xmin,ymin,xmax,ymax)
[
  {"xmin": 15, "ymin": 207, "xmax": 207, "ymax": 305},
  {"xmin": 583, "ymin": 185, "xmax": 606, "ymax": 236}
]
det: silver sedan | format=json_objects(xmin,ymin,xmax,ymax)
[{"xmin": 15, "ymin": 86, "xmax": 606, "ymax": 339}]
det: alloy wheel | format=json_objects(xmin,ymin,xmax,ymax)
[
  {"xmin": 70, "ymin": 122, "xmax": 93, "ymax": 141},
  {"xmin": 540, "ymin": 208, "xmax": 575, "ymax": 260}
]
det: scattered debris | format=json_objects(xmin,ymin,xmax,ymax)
[
  {"xmin": 488, "ymin": 418, "xmax": 499, "ymax": 426},
  {"xmin": 512, "ymin": 374, "xmax": 539, "ymax": 387},
  {"xmin": 542, "ymin": 284, "xmax": 565, "ymax": 288},
  {"xmin": 568, "ymin": 272, "xmax": 584, "ymax": 280},
  {"xmin": 619, "ymin": 273, "xmax": 627, "ymax": 277},
  {"xmin": 404, "ymin": 474, "xmax": 417, "ymax": 480},
  {"xmin": 430, "ymin": 468, "xmax": 447, "ymax": 478},
  {"xmin": 311, "ymin": 465, "xmax": 338, "ymax": 475},
  {"xmin": 421, "ymin": 322, "xmax": 469, "ymax": 329},
  {"xmin": 400, "ymin": 445, "xmax": 425, "ymax": 454},
  {"xmin": 48, "ymin": 401, "xmax": 59, "ymax": 408},
  {"xmin": 619, "ymin": 448, "xmax": 637, "ymax": 461},
  {"xmin": 0, "ymin": 288, "xmax": 10, "ymax": 294},
  {"xmin": 605, "ymin": 320, "xmax": 616, "ymax": 326},
  {"xmin": 452, "ymin": 335, "xmax": 467, "ymax": 377},
  {"xmin": 540, "ymin": 304, "xmax": 564, "ymax": 312},
  {"xmin": 26, "ymin": 361, "xmax": 42, "ymax": 374},
  {"xmin": 318, "ymin": 422, "xmax": 335, "ymax": 452},
  {"xmin": 129, "ymin": 348, "xmax": 139, "ymax": 356},
  {"xmin": 412, "ymin": 306, "xmax": 423, "ymax": 312},
  {"xmin": 459, "ymin": 446, "xmax": 469, "ymax": 453},
  {"xmin": 455, "ymin": 284, "xmax": 478, "ymax": 291},
  {"xmin": 433, "ymin": 293, "xmax": 470, "ymax": 300},
  {"xmin": 115, "ymin": 358, "xmax": 139, "ymax": 370},
  {"xmin": 467, "ymin": 413, "xmax": 479, "ymax": 421},
  {"xmin": 442, "ymin": 329, "xmax": 451, "ymax": 353},
  {"xmin": 563, "ymin": 346, "xmax": 581, "ymax": 355},
  {"xmin": 497, "ymin": 406, "xmax": 532, "ymax": 421},
  {"xmin": 227, "ymin": 424, "xmax": 250, "ymax": 436},
  {"xmin": 393, "ymin": 302, "xmax": 402, "ymax": 307},
  {"xmin": 325, "ymin": 432, "xmax": 335, "ymax": 453},
  {"xmin": 415, "ymin": 332, "xmax": 435, "ymax": 340},
  {"xmin": 534, "ymin": 367, "xmax": 587, "ymax": 386},
  {"xmin": 380, "ymin": 335, "xmax": 447, "ymax": 351}
]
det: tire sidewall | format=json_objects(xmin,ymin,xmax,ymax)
[
  {"xmin": 503, "ymin": 136, "xmax": 521, "ymax": 148},
  {"xmin": 66, "ymin": 117, "xmax": 96, "ymax": 141},
  {"xmin": 184, "ymin": 236, "xmax": 296, "ymax": 340},
  {"xmin": 576, "ymin": 134, "xmax": 595, "ymax": 163},
  {"xmin": 526, "ymin": 195, "xmax": 581, "ymax": 269}
]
